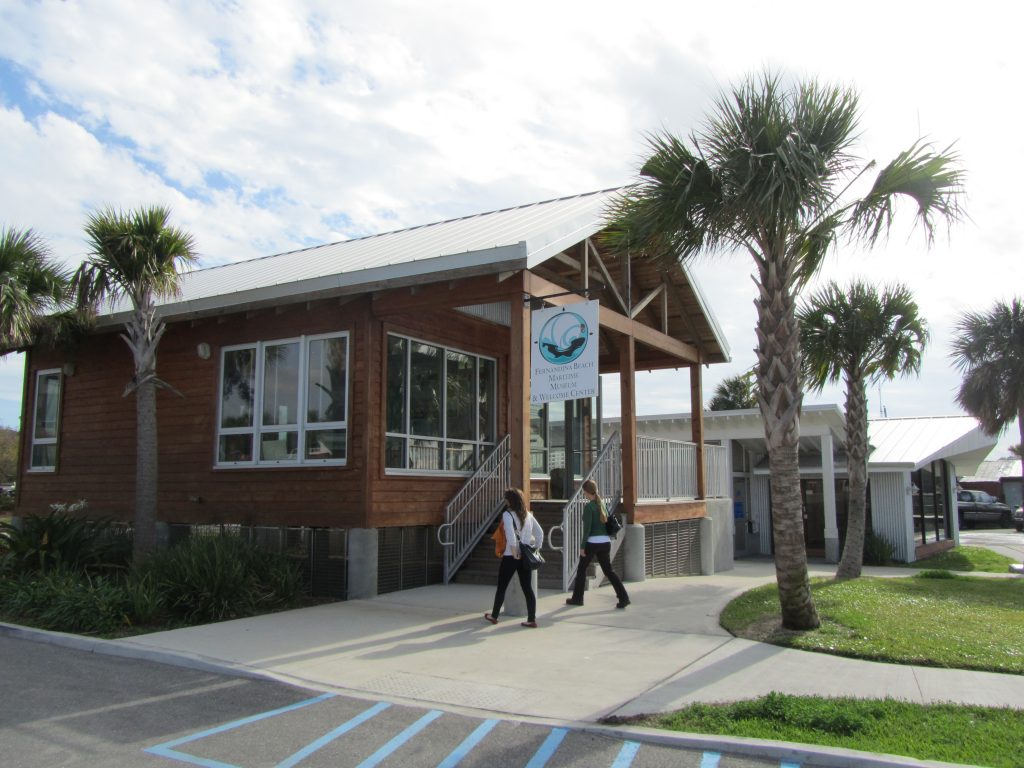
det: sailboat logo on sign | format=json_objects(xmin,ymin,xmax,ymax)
[{"xmin": 538, "ymin": 310, "xmax": 591, "ymax": 365}]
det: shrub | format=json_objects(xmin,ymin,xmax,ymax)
[
  {"xmin": 862, "ymin": 528, "xmax": 894, "ymax": 566},
  {"xmin": 142, "ymin": 534, "xmax": 301, "ymax": 623},
  {"xmin": 0, "ymin": 569, "xmax": 133, "ymax": 635},
  {"xmin": 0, "ymin": 502, "xmax": 131, "ymax": 576}
]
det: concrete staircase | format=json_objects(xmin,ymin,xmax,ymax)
[{"xmin": 452, "ymin": 500, "xmax": 600, "ymax": 592}]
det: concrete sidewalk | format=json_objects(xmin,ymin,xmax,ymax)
[{"xmin": 100, "ymin": 559, "xmax": 1023, "ymax": 724}]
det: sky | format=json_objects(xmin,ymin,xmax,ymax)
[{"xmin": 0, "ymin": 0, "xmax": 1020, "ymax": 459}]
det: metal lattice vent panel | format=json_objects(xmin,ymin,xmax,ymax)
[
  {"xmin": 644, "ymin": 518, "xmax": 702, "ymax": 577},
  {"xmin": 377, "ymin": 526, "xmax": 445, "ymax": 595}
]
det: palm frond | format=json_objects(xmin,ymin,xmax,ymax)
[{"xmin": 851, "ymin": 140, "xmax": 965, "ymax": 246}]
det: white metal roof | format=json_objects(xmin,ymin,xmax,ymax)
[
  {"xmin": 959, "ymin": 457, "xmax": 1023, "ymax": 482},
  {"xmin": 99, "ymin": 188, "xmax": 622, "ymax": 323},
  {"xmin": 867, "ymin": 416, "xmax": 995, "ymax": 473}
]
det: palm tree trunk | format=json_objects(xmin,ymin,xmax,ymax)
[
  {"xmin": 756, "ymin": 255, "xmax": 820, "ymax": 630},
  {"xmin": 837, "ymin": 373, "xmax": 869, "ymax": 578},
  {"xmin": 134, "ymin": 374, "xmax": 158, "ymax": 561}
]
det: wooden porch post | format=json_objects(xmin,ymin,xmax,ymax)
[
  {"xmin": 690, "ymin": 363, "xmax": 706, "ymax": 499},
  {"xmin": 619, "ymin": 335, "xmax": 638, "ymax": 519},
  {"xmin": 510, "ymin": 288, "xmax": 531, "ymax": 493}
]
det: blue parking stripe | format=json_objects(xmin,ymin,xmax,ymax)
[
  {"xmin": 435, "ymin": 719, "xmax": 499, "ymax": 768},
  {"xmin": 611, "ymin": 740, "xmax": 641, "ymax": 767},
  {"xmin": 525, "ymin": 727, "xmax": 568, "ymax": 768},
  {"xmin": 276, "ymin": 701, "xmax": 392, "ymax": 767},
  {"xmin": 145, "ymin": 692, "xmax": 336, "ymax": 766},
  {"xmin": 780, "ymin": 763, "xmax": 801, "ymax": 768},
  {"xmin": 356, "ymin": 709, "xmax": 444, "ymax": 768},
  {"xmin": 700, "ymin": 751, "xmax": 721, "ymax": 768}
]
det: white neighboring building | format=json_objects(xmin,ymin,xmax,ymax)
[{"xmin": 604, "ymin": 406, "xmax": 996, "ymax": 563}]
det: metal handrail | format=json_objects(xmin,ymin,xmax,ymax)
[
  {"xmin": 437, "ymin": 434, "xmax": 511, "ymax": 584},
  {"xmin": 548, "ymin": 431, "xmax": 622, "ymax": 592}
]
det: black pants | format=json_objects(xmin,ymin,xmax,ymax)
[
  {"xmin": 571, "ymin": 541, "xmax": 629, "ymax": 604},
  {"xmin": 492, "ymin": 555, "xmax": 536, "ymax": 622}
]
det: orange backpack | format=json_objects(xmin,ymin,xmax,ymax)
[{"xmin": 491, "ymin": 512, "xmax": 508, "ymax": 557}]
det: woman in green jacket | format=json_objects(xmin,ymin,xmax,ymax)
[{"xmin": 565, "ymin": 480, "xmax": 630, "ymax": 608}]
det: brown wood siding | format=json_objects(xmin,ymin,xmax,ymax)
[
  {"xmin": 633, "ymin": 500, "xmax": 706, "ymax": 524},
  {"xmin": 17, "ymin": 287, "xmax": 518, "ymax": 532}
]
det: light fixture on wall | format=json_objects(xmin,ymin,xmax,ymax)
[
  {"xmin": 196, "ymin": 343, "xmax": 211, "ymax": 360},
  {"xmin": 61, "ymin": 362, "xmax": 76, "ymax": 376}
]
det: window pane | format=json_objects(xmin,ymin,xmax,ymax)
[
  {"xmin": 446, "ymin": 351, "xmax": 475, "ymax": 440},
  {"xmin": 446, "ymin": 442, "xmax": 476, "ymax": 472},
  {"xmin": 409, "ymin": 438, "xmax": 442, "ymax": 470},
  {"xmin": 31, "ymin": 444, "xmax": 56, "ymax": 468},
  {"xmin": 385, "ymin": 436, "xmax": 406, "ymax": 469},
  {"xmin": 305, "ymin": 429, "xmax": 346, "ymax": 461},
  {"xmin": 260, "ymin": 431, "xmax": 298, "ymax": 462},
  {"xmin": 479, "ymin": 358, "xmax": 495, "ymax": 443},
  {"xmin": 218, "ymin": 434, "xmax": 253, "ymax": 463},
  {"xmin": 386, "ymin": 336, "xmax": 407, "ymax": 433},
  {"xmin": 307, "ymin": 336, "xmax": 347, "ymax": 424},
  {"xmin": 409, "ymin": 342, "xmax": 442, "ymax": 437},
  {"xmin": 262, "ymin": 342, "xmax": 300, "ymax": 426},
  {"xmin": 221, "ymin": 348, "xmax": 255, "ymax": 428},
  {"xmin": 34, "ymin": 373, "xmax": 60, "ymax": 440}
]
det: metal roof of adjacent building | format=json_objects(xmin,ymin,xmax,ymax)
[
  {"xmin": 961, "ymin": 457, "xmax": 1024, "ymax": 482},
  {"xmin": 867, "ymin": 415, "xmax": 995, "ymax": 474}
]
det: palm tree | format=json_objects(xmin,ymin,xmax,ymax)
[
  {"xmin": 950, "ymin": 297, "xmax": 1024, "ymax": 482},
  {"xmin": 604, "ymin": 72, "xmax": 963, "ymax": 629},
  {"xmin": 0, "ymin": 227, "xmax": 72, "ymax": 354},
  {"xmin": 74, "ymin": 206, "xmax": 198, "ymax": 561},
  {"xmin": 799, "ymin": 280, "xmax": 927, "ymax": 579},
  {"xmin": 709, "ymin": 371, "xmax": 758, "ymax": 411}
]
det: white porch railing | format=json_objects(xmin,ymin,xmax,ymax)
[
  {"xmin": 703, "ymin": 443, "xmax": 729, "ymax": 498},
  {"xmin": 637, "ymin": 435, "xmax": 729, "ymax": 500},
  {"xmin": 547, "ymin": 431, "xmax": 622, "ymax": 592},
  {"xmin": 436, "ymin": 434, "xmax": 511, "ymax": 584}
]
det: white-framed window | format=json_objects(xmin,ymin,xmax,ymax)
[
  {"xmin": 29, "ymin": 368, "xmax": 62, "ymax": 471},
  {"xmin": 216, "ymin": 332, "xmax": 349, "ymax": 467},
  {"xmin": 385, "ymin": 333, "xmax": 496, "ymax": 474}
]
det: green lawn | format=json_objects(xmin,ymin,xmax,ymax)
[
  {"xmin": 720, "ymin": 574, "xmax": 1024, "ymax": 674},
  {"xmin": 901, "ymin": 545, "xmax": 1018, "ymax": 573},
  {"xmin": 641, "ymin": 693, "xmax": 1023, "ymax": 768}
]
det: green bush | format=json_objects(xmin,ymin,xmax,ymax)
[
  {"xmin": 862, "ymin": 528, "xmax": 894, "ymax": 565},
  {"xmin": 0, "ymin": 502, "xmax": 131, "ymax": 576},
  {"xmin": 142, "ymin": 534, "xmax": 301, "ymax": 623},
  {"xmin": 0, "ymin": 569, "xmax": 133, "ymax": 635}
]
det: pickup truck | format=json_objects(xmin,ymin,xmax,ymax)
[{"xmin": 956, "ymin": 489, "xmax": 1013, "ymax": 528}]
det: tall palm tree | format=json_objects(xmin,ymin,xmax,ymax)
[
  {"xmin": 709, "ymin": 371, "xmax": 758, "ymax": 411},
  {"xmin": 950, "ymin": 297, "xmax": 1024, "ymax": 482},
  {"xmin": 74, "ymin": 206, "xmax": 198, "ymax": 561},
  {"xmin": 799, "ymin": 280, "xmax": 927, "ymax": 579},
  {"xmin": 604, "ymin": 72, "xmax": 963, "ymax": 629},
  {"xmin": 0, "ymin": 227, "xmax": 71, "ymax": 354}
]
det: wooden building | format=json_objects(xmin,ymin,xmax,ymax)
[{"xmin": 16, "ymin": 190, "xmax": 732, "ymax": 596}]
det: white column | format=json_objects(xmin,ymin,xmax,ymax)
[{"xmin": 821, "ymin": 434, "xmax": 839, "ymax": 562}]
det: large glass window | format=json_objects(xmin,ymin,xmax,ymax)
[
  {"xmin": 30, "ymin": 369, "xmax": 61, "ymax": 471},
  {"xmin": 217, "ymin": 333, "xmax": 348, "ymax": 466},
  {"xmin": 385, "ymin": 334, "xmax": 496, "ymax": 473}
]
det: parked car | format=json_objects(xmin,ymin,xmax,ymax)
[
  {"xmin": 1012, "ymin": 504, "xmax": 1024, "ymax": 533},
  {"xmin": 956, "ymin": 489, "xmax": 1013, "ymax": 528}
]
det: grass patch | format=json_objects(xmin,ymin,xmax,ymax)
[
  {"xmin": 900, "ymin": 545, "xmax": 1018, "ymax": 573},
  {"xmin": 640, "ymin": 693, "xmax": 1023, "ymax": 768},
  {"xmin": 721, "ymin": 575, "xmax": 1024, "ymax": 674}
]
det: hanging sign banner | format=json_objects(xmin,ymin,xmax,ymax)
[{"xmin": 530, "ymin": 300, "xmax": 599, "ymax": 404}]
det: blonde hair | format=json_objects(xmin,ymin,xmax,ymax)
[{"xmin": 581, "ymin": 479, "xmax": 607, "ymax": 522}]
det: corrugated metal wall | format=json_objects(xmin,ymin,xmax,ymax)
[
  {"xmin": 868, "ymin": 472, "xmax": 911, "ymax": 562},
  {"xmin": 643, "ymin": 519, "xmax": 702, "ymax": 577},
  {"xmin": 751, "ymin": 475, "xmax": 772, "ymax": 554},
  {"xmin": 377, "ymin": 526, "xmax": 445, "ymax": 594}
]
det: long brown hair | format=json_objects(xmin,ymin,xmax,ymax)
[
  {"xmin": 581, "ymin": 479, "xmax": 607, "ymax": 522},
  {"xmin": 503, "ymin": 488, "xmax": 528, "ymax": 526}
]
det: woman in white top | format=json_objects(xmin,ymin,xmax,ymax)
[{"xmin": 484, "ymin": 487, "xmax": 544, "ymax": 628}]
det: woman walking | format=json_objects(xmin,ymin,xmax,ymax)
[
  {"xmin": 484, "ymin": 488, "xmax": 544, "ymax": 628},
  {"xmin": 565, "ymin": 480, "xmax": 630, "ymax": 609}
]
